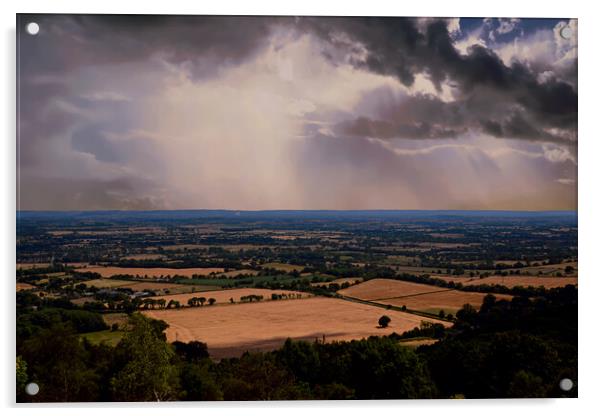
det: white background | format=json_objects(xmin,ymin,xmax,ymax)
[{"xmin": 1, "ymin": 0, "xmax": 600, "ymax": 414}]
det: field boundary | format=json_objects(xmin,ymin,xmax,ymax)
[
  {"xmin": 367, "ymin": 288, "xmax": 454, "ymax": 302},
  {"xmin": 336, "ymin": 294, "xmax": 452, "ymax": 323}
]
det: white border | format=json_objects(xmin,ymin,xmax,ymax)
[{"xmin": 2, "ymin": 0, "xmax": 600, "ymax": 414}]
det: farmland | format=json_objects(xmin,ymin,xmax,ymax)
[
  {"xmin": 74, "ymin": 266, "xmax": 225, "ymax": 278},
  {"xmin": 16, "ymin": 282, "xmax": 36, "ymax": 291},
  {"xmin": 381, "ymin": 289, "xmax": 513, "ymax": 315},
  {"xmin": 338, "ymin": 278, "xmax": 513, "ymax": 315},
  {"xmin": 144, "ymin": 296, "xmax": 450, "ymax": 358},
  {"xmin": 148, "ymin": 288, "xmax": 310, "ymax": 306},
  {"xmin": 338, "ymin": 278, "xmax": 447, "ymax": 301},
  {"xmin": 16, "ymin": 210, "xmax": 578, "ymax": 400},
  {"xmin": 82, "ymin": 279, "xmax": 220, "ymax": 294},
  {"xmin": 452, "ymin": 275, "xmax": 578, "ymax": 289}
]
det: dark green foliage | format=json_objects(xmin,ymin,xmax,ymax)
[
  {"xmin": 277, "ymin": 337, "xmax": 436, "ymax": 399},
  {"xmin": 16, "ymin": 356, "xmax": 28, "ymax": 402},
  {"xmin": 179, "ymin": 361, "xmax": 222, "ymax": 400},
  {"xmin": 378, "ymin": 315, "xmax": 391, "ymax": 328},
  {"xmin": 17, "ymin": 307, "xmax": 108, "ymax": 342},
  {"xmin": 218, "ymin": 352, "xmax": 309, "ymax": 400},
  {"xmin": 173, "ymin": 340, "xmax": 209, "ymax": 361},
  {"xmin": 110, "ymin": 314, "xmax": 180, "ymax": 401},
  {"xmin": 390, "ymin": 321, "xmax": 446, "ymax": 340},
  {"xmin": 16, "ymin": 286, "xmax": 577, "ymax": 401},
  {"xmin": 420, "ymin": 285, "xmax": 577, "ymax": 398},
  {"xmin": 19, "ymin": 324, "xmax": 101, "ymax": 402}
]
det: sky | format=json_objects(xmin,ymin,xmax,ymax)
[{"xmin": 17, "ymin": 15, "xmax": 577, "ymax": 211}]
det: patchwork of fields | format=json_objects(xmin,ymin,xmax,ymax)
[
  {"xmin": 338, "ymin": 278, "xmax": 513, "ymax": 315},
  {"xmin": 144, "ymin": 297, "xmax": 451, "ymax": 358}
]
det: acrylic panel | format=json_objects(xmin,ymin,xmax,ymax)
[{"xmin": 16, "ymin": 14, "xmax": 577, "ymax": 402}]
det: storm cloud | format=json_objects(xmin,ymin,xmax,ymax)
[
  {"xmin": 17, "ymin": 15, "xmax": 577, "ymax": 210},
  {"xmin": 303, "ymin": 17, "xmax": 576, "ymax": 143}
]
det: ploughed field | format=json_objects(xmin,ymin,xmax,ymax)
[
  {"xmin": 337, "ymin": 278, "xmax": 513, "ymax": 315},
  {"xmin": 143, "ymin": 296, "xmax": 449, "ymax": 358}
]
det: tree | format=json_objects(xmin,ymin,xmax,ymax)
[
  {"xmin": 20, "ymin": 324, "xmax": 100, "ymax": 402},
  {"xmin": 199, "ymin": 297, "xmax": 207, "ymax": 306},
  {"xmin": 173, "ymin": 340, "xmax": 209, "ymax": 361},
  {"xmin": 16, "ymin": 356, "xmax": 28, "ymax": 400},
  {"xmin": 378, "ymin": 315, "xmax": 391, "ymax": 328},
  {"xmin": 111, "ymin": 314, "xmax": 179, "ymax": 401},
  {"xmin": 208, "ymin": 298, "xmax": 216, "ymax": 306}
]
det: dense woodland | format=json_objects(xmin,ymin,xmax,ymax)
[{"xmin": 17, "ymin": 285, "xmax": 577, "ymax": 401}]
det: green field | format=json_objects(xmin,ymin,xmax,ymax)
[
  {"xmin": 80, "ymin": 330, "xmax": 124, "ymax": 347},
  {"xmin": 177, "ymin": 274, "xmax": 315, "ymax": 288}
]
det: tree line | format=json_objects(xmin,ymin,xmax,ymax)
[{"xmin": 17, "ymin": 285, "xmax": 577, "ymax": 401}]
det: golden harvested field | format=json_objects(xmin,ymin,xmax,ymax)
[
  {"xmin": 149, "ymin": 288, "xmax": 310, "ymax": 305},
  {"xmin": 338, "ymin": 278, "xmax": 446, "ymax": 301},
  {"xmin": 75, "ymin": 266, "xmax": 224, "ymax": 278},
  {"xmin": 16, "ymin": 282, "xmax": 36, "ymax": 291},
  {"xmin": 143, "ymin": 297, "xmax": 450, "ymax": 358},
  {"xmin": 17, "ymin": 263, "xmax": 51, "ymax": 269},
  {"xmin": 381, "ymin": 290, "xmax": 513, "ymax": 315},
  {"xmin": 460, "ymin": 275, "xmax": 577, "ymax": 289},
  {"xmin": 338, "ymin": 278, "xmax": 514, "ymax": 315}
]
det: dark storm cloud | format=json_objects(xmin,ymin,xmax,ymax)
[
  {"xmin": 16, "ymin": 15, "xmax": 577, "ymax": 210},
  {"xmin": 19, "ymin": 15, "xmax": 576, "ymax": 144},
  {"xmin": 337, "ymin": 92, "xmax": 469, "ymax": 140},
  {"xmin": 339, "ymin": 117, "xmax": 465, "ymax": 139},
  {"xmin": 18, "ymin": 14, "xmax": 286, "ymax": 78},
  {"xmin": 480, "ymin": 113, "xmax": 568, "ymax": 143},
  {"xmin": 301, "ymin": 17, "xmax": 577, "ymax": 143},
  {"xmin": 17, "ymin": 13, "xmax": 288, "ymax": 166}
]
